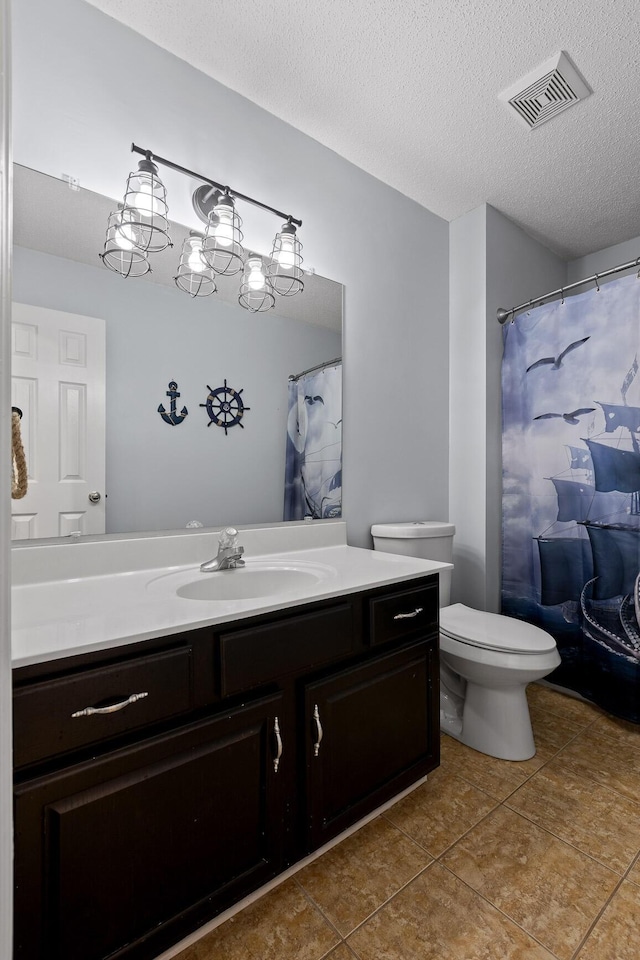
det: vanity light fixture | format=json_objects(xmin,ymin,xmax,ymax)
[
  {"xmin": 101, "ymin": 143, "xmax": 304, "ymax": 312},
  {"xmin": 238, "ymin": 256, "xmax": 276, "ymax": 313},
  {"xmin": 120, "ymin": 156, "xmax": 172, "ymax": 253},
  {"xmin": 266, "ymin": 220, "xmax": 304, "ymax": 296},
  {"xmin": 174, "ymin": 232, "xmax": 217, "ymax": 297},
  {"xmin": 99, "ymin": 207, "xmax": 151, "ymax": 278},
  {"xmin": 202, "ymin": 191, "xmax": 246, "ymax": 277}
]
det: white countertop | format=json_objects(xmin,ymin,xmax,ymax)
[{"xmin": 12, "ymin": 523, "xmax": 451, "ymax": 668}]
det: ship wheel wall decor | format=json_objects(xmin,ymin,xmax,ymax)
[{"xmin": 200, "ymin": 379, "xmax": 250, "ymax": 434}]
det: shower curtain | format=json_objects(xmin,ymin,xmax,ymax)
[
  {"xmin": 502, "ymin": 272, "xmax": 640, "ymax": 722},
  {"xmin": 283, "ymin": 362, "xmax": 342, "ymax": 520}
]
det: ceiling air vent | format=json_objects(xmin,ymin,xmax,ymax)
[{"xmin": 499, "ymin": 51, "xmax": 591, "ymax": 129}]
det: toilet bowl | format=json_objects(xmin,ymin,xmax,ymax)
[
  {"xmin": 371, "ymin": 522, "xmax": 561, "ymax": 761},
  {"xmin": 439, "ymin": 603, "xmax": 560, "ymax": 760}
]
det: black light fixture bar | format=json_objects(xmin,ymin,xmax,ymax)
[{"xmin": 130, "ymin": 143, "xmax": 302, "ymax": 227}]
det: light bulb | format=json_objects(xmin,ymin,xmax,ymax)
[
  {"xmin": 131, "ymin": 180, "xmax": 161, "ymax": 215},
  {"xmin": 276, "ymin": 237, "xmax": 296, "ymax": 268},
  {"xmin": 115, "ymin": 222, "xmax": 136, "ymax": 250},
  {"xmin": 247, "ymin": 260, "xmax": 266, "ymax": 290},
  {"xmin": 213, "ymin": 207, "xmax": 234, "ymax": 247},
  {"xmin": 187, "ymin": 240, "xmax": 206, "ymax": 273}
]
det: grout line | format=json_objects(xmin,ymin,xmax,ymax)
[
  {"xmin": 435, "ymin": 861, "xmax": 565, "ymax": 959},
  {"xmin": 336, "ymin": 861, "xmax": 436, "ymax": 939},
  {"xmin": 293, "ymin": 877, "xmax": 345, "ymax": 944},
  {"xmin": 568, "ymin": 873, "xmax": 626, "ymax": 960}
]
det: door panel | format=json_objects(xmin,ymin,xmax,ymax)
[
  {"xmin": 11, "ymin": 303, "xmax": 105, "ymax": 537},
  {"xmin": 304, "ymin": 640, "xmax": 439, "ymax": 850}
]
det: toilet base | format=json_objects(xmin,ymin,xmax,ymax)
[{"xmin": 454, "ymin": 681, "xmax": 535, "ymax": 761}]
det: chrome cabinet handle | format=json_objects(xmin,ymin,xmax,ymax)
[
  {"xmin": 313, "ymin": 704, "xmax": 323, "ymax": 757},
  {"xmin": 393, "ymin": 606, "xmax": 424, "ymax": 620},
  {"xmin": 71, "ymin": 691, "xmax": 148, "ymax": 718},
  {"xmin": 273, "ymin": 716, "xmax": 283, "ymax": 773}
]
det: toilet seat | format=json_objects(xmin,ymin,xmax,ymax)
[{"xmin": 440, "ymin": 603, "xmax": 557, "ymax": 655}]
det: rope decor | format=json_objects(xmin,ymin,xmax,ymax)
[{"xmin": 12, "ymin": 408, "xmax": 28, "ymax": 499}]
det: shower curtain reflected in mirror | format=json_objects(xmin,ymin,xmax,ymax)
[
  {"xmin": 502, "ymin": 272, "xmax": 640, "ymax": 722},
  {"xmin": 284, "ymin": 362, "xmax": 342, "ymax": 520}
]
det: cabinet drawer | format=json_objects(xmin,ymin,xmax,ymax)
[
  {"xmin": 369, "ymin": 581, "xmax": 438, "ymax": 646},
  {"xmin": 13, "ymin": 645, "xmax": 194, "ymax": 767},
  {"xmin": 219, "ymin": 602, "xmax": 355, "ymax": 697}
]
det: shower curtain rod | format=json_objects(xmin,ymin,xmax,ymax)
[
  {"xmin": 496, "ymin": 255, "xmax": 640, "ymax": 324},
  {"xmin": 288, "ymin": 356, "xmax": 342, "ymax": 382}
]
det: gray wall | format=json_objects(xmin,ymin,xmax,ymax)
[
  {"xmin": 449, "ymin": 205, "xmax": 487, "ymax": 608},
  {"xmin": 13, "ymin": 246, "xmax": 340, "ymax": 533},
  {"xmin": 449, "ymin": 204, "xmax": 566, "ymax": 611},
  {"xmin": 12, "ymin": 0, "xmax": 450, "ymax": 547},
  {"xmin": 567, "ymin": 233, "xmax": 640, "ymax": 284}
]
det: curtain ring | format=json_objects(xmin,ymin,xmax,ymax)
[
  {"xmin": 636, "ymin": 257, "xmax": 640, "ymax": 279},
  {"xmin": 594, "ymin": 273, "xmax": 600, "ymax": 292},
  {"xmin": 560, "ymin": 287, "xmax": 564, "ymax": 305}
]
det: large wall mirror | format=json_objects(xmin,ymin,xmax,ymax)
[{"xmin": 11, "ymin": 164, "xmax": 343, "ymax": 540}]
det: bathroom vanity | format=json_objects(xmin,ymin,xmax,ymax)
[{"xmin": 11, "ymin": 524, "xmax": 448, "ymax": 960}]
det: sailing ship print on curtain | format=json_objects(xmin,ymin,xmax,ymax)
[
  {"xmin": 283, "ymin": 362, "xmax": 342, "ymax": 520},
  {"xmin": 502, "ymin": 272, "xmax": 640, "ymax": 723}
]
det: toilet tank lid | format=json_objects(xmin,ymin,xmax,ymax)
[{"xmin": 371, "ymin": 521, "xmax": 455, "ymax": 539}]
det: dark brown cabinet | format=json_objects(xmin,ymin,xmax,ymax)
[
  {"xmin": 13, "ymin": 577, "xmax": 440, "ymax": 960},
  {"xmin": 15, "ymin": 694, "xmax": 285, "ymax": 960},
  {"xmin": 304, "ymin": 639, "xmax": 438, "ymax": 849}
]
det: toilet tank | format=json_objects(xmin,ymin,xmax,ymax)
[{"xmin": 370, "ymin": 521, "xmax": 455, "ymax": 606}]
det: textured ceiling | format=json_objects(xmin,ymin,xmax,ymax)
[{"xmin": 83, "ymin": 0, "xmax": 640, "ymax": 259}]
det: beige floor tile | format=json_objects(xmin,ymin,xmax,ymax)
[
  {"xmin": 527, "ymin": 683, "xmax": 602, "ymax": 726},
  {"xmin": 441, "ymin": 806, "xmax": 619, "ymax": 960},
  {"xmin": 575, "ymin": 881, "xmax": 640, "ymax": 960},
  {"xmin": 555, "ymin": 727, "xmax": 640, "ymax": 804},
  {"xmin": 173, "ymin": 878, "xmax": 339, "ymax": 960},
  {"xmin": 439, "ymin": 732, "xmax": 536, "ymax": 801},
  {"xmin": 529, "ymin": 708, "xmax": 585, "ymax": 760},
  {"xmin": 296, "ymin": 816, "xmax": 431, "ymax": 937},
  {"xmin": 347, "ymin": 861, "xmax": 555, "ymax": 960},
  {"xmin": 324, "ymin": 946, "xmax": 357, "ymax": 960},
  {"xmin": 506, "ymin": 760, "xmax": 640, "ymax": 874},
  {"xmin": 384, "ymin": 768, "xmax": 498, "ymax": 857},
  {"xmin": 589, "ymin": 713, "xmax": 640, "ymax": 751},
  {"xmin": 627, "ymin": 857, "xmax": 640, "ymax": 886}
]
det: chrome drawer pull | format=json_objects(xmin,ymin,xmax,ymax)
[
  {"xmin": 71, "ymin": 691, "xmax": 149, "ymax": 718},
  {"xmin": 393, "ymin": 606, "xmax": 424, "ymax": 620},
  {"xmin": 313, "ymin": 704, "xmax": 323, "ymax": 757},
  {"xmin": 273, "ymin": 716, "xmax": 283, "ymax": 773}
]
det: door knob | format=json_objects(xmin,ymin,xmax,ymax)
[{"xmin": 88, "ymin": 491, "xmax": 101, "ymax": 503}]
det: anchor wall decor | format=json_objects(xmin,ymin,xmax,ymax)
[
  {"xmin": 158, "ymin": 381, "xmax": 189, "ymax": 425},
  {"xmin": 200, "ymin": 379, "xmax": 250, "ymax": 435}
]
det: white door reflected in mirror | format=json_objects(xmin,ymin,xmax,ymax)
[{"xmin": 11, "ymin": 303, "xmax": 106, "ymax": 539}]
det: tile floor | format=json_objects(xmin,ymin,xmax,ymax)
[{"xmin": 174, "ymin": 683, "xmax": 640, "ymax": 960}]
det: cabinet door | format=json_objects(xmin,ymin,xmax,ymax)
[
  {"xmin": 14, "ymin": 694, "xmax": 286, "ymax": 960},
  {"xmin": 304, "ymin": 640, "xmax": 439, "ymax": 850}
]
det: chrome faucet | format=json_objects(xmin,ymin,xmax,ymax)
[{"xmin": 200, "ymin": 527, "xmax": 245, "ymax": 572}]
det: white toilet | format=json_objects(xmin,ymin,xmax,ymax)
[{"xmin": 371, "ymin": 521, "xmax": 561, "ymax": 761}]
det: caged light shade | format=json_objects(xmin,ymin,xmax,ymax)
[
  {"xmin": 174, "ymin": 233, "xmax": 217, "ymax": 297},
  {"xmin": 266, "ymin": 221, "xmax": 304, "ymax": 297},
  {"xmin": 201, "ymin": 192, "xmax": 246, "ymax": 277},
  {"xmin": 121, "ymin": 158, "xmax": 172, "ymax": 254},
  {"xmin": 99, "ymin": 208, "xmax": 151, "ymax": 278},
  {"xmin": 238, "ymin": 256, "xmax": 275, "ymax": 313}
]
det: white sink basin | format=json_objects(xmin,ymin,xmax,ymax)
[{"xmin": 147, "ymin": 558, "xmax": 336, "ymax": 603}]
